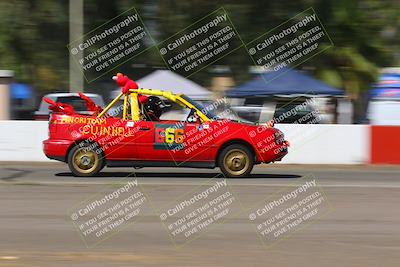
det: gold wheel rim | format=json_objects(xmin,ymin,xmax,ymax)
[
  {"xmin": 72, "ymin": 147, "xmax": 99, "ymax": 174},
  {"xmin": 223, "ymin": 149, "xmax": 249, "ymax": 176}
]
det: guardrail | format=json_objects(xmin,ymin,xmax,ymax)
[{"xmin": 0, "ymin": 121, "xmax": 48, "ymax": 161}]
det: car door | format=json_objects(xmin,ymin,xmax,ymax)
[
  {"xmin": 180, "ymin": 121, "xmax": 212, "ymax": 163},
  {"xmin": 133, "ymin": 119, "xmax": 211, "ymax": 164},
  {"xmin": 134, "ymin": 120, "xmax": 185, "ymax": 162}
]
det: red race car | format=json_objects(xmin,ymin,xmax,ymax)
[{"xmin": 43, "ymin": 73, "xmax": 289, "ymax": 178}]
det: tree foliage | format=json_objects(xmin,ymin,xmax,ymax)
[{"xmin": 0, "ymin": 0, "xmax": 398, "ymax": 98}]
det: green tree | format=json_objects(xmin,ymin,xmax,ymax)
[{"xmin": 0, "ymin": 0, "xmax": 69, "ymax": 92}]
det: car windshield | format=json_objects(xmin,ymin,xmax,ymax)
[
  {"xmin": 179, "ymin": 95, "xmax": 255, "ymax": 124},
  {"xmin": 180, "ymin": 95, "xmax": 219, "ymax": 119}
]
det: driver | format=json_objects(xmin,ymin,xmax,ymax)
[{"xmin": 142, "ymin": 96, "xmax": 165, "ymax": 121}]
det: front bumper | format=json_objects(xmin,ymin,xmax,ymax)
[
  {"xmin": 275, "ymin": 140, "xmax": 289, "ymax": 161},
  {"xmin": 256, "ymin": 140, "xmax": 289, "ymax": 163},
  {"xmin": 274, "ymin": 147, "xmax": 288, "ymax": 161},
  {"xmin": 43, "ymin": 139, "xmax": 74, "ymax": 162}
]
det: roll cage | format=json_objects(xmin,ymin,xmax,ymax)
[{"xmin": 97, "ymin": 88, "xmax": 210, "ymax": 122}]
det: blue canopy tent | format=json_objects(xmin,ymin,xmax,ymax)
[
  {"xmin": 370, "ymin": 73, "xmax": 400, "ymax": 98},
  {"xmin": 8, "ymin": 83, "xmax": 35, "ymax": 119},
  {"xmin": 226, "ymin": 68, "xmax": 344, "ymax": 97},
  {"xmin": 10, "ymin": 83, "xmax": 33, "ymax": 99}
]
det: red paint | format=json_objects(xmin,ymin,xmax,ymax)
[
  {"xmin": 43, "ymin": 114, "xmax": 289, "ymax": 165},
  {"xmin": 371, "ymin": 126, "xmax": 400, "ymax": 164}
]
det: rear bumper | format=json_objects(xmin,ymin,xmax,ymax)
[{"xmin": 43, "ymin": 139, "xmax": 74, "ymax": 162}]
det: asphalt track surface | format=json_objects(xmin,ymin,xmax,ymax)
[{"xmin": 1, "ymin": 162, "xmax": 400, "ymax": 267}]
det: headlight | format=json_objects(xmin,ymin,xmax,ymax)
[{"xmin": 274, "ymin": 131, "xmax": 284, "ymax": 145}]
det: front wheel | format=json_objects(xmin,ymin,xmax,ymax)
[
  {"xmin": 68, "ymin": 142, "xmax": 104, "ymax": 177},
  {"xmin": 218, "ymin": 144, "xmax": 254, "ymax": 178}
]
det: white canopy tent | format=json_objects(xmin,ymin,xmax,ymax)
[{"xmin": 110, "ymin": 70, "xmax": 212, "ymax": 100}]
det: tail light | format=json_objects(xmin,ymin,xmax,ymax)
[{"xmin": 48, "ymin": 113, "xmax": 57, "ymax": 136}]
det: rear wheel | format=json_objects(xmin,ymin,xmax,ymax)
[
  {"xmin": 218, "ymin": 144, "xmax": 254, "ymax": 178},
  {"xmin": 68, "ymin": 142, "xmax": 104, "ymax": 177}
]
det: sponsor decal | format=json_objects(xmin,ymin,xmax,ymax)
[
  {"xmin": 79, "ymin": 125, "xmax": 135, "ymax": 137},
  {"xmin": 154, "ymin": 123, "xmax": 185, "ymax": 150},
  {"xmin": 61, "ymin": 116, "xmax": 107, "ymax": 125}
]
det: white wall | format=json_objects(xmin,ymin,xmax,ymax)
[
  {"xmin": 0, "ymin": 121, "xmax": 369, "ymax": 164},
  {"xmin": 275, "ymin": 124, "xmax": 369, "ymax": 164},
  {"xmin": 0, "ymin": 121, "xmax": 49, "ymax": 161}
]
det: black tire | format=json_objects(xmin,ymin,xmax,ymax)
[
  {"xmin": 218, "ymin": 144, "xmax": 254, "ymax": 178},
  {"xmin": 67, "ymin": 142, "xmax": 104, "ymax": 177}
]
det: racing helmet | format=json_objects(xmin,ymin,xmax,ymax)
[{"xmin": 143, "ymin": 96, "xmax": 164, "ymax": 119}]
